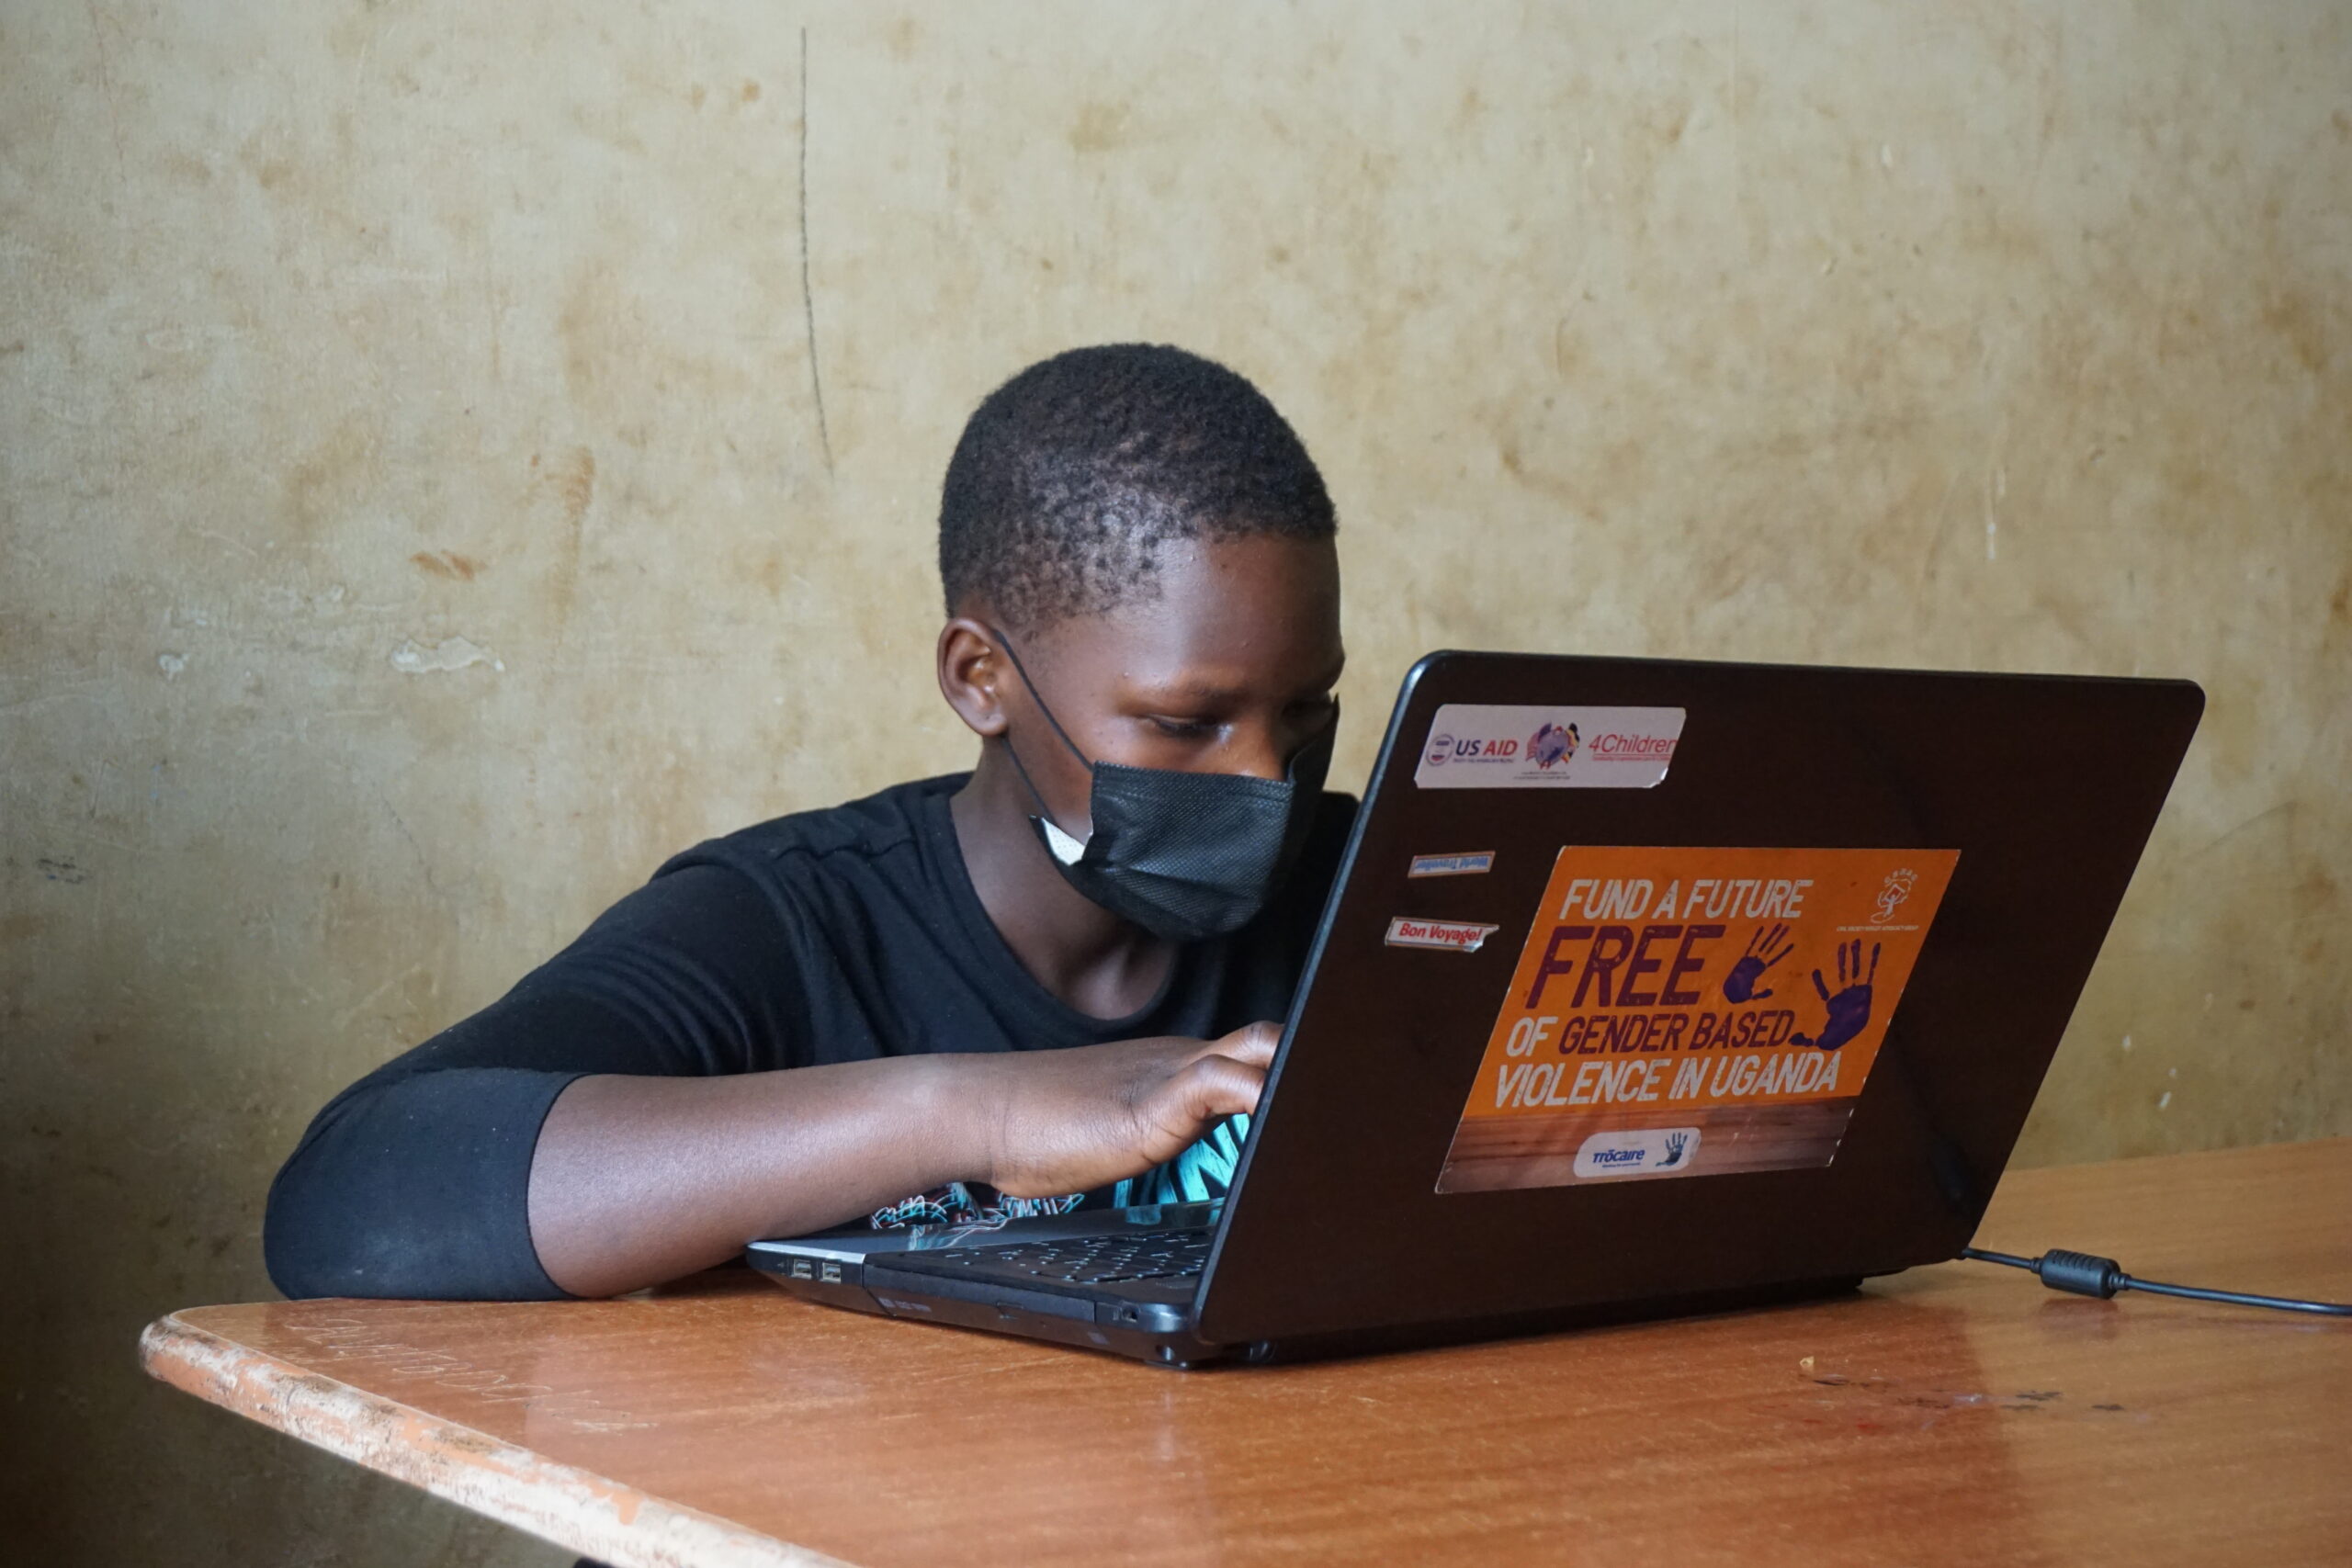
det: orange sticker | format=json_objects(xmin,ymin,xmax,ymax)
[{"xmin": 1435, "ymin": 846, "xmax": 1957, "ymax": 1192}]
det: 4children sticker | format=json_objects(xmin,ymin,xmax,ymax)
[{"xmin": 1434, "ymin": 846, "xmax": 1959, "ymax": 1193}]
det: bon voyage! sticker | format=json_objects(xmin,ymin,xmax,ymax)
[
  {"xmin": 1385, "ymin": 916, "xmax": 1501, "ymax": 953},
  {"xmin": 1434, "ymin": 846, "xmax": 1958, "ymax": 1192}
]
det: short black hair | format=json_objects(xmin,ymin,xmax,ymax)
[{"xmin": 938, "ymin": 344, "xmax": 1336, "ymax": 628}]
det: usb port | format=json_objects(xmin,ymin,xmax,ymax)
[
  {"xmin": 789, "ymin": 1259, "xmax": 814, "ymax": 1280},
  {"xmin": 820, "ymin": 1261, "xmax": 842, "ymax": 1284}
]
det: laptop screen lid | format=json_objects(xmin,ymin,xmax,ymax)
[{"xmin": 1195, "ymin": 651, "xmax": 2202, "ymax": 1348}]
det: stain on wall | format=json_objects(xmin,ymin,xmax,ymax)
[{"xmin": 3, "ymin": 2, "xmax": 2346, "ymax": 1562}]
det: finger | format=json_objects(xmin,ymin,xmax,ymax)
[
  {"xmin": 1754, "ymin": 983, "xmax": 1773, "ymax": 1000},
  {"xmin": 1744, "ymin": 928, "xmax": 1762, "ymax": 957},
  {"xmin": 1770, "ymin": 922, "xmax": 1787, "ymax": 948},
  {"xmin": 1165, "ymin": 1053, "xmax": 1271, "ymax": 1129},
  {"xmin": 1867, "ymin": 942, "xmax": 1882, "ymax": 982},
  {"xmin": 1813, "ymin": 968, "xmax": 1832, "ymax": 1002},
  {"xmin": 1193, "ymin": 1021, "xmax": 1280, "ymax": 1068},
  {"xmin": 1761, "ymin": 942, "xmax": 1788, "ymax": 971}
]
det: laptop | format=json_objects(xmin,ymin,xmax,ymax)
[{"xmin": 749, "ymin": 650, "xmax": 2202, "ymax": 1366}]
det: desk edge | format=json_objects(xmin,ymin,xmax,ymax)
[{"xmin": 138, "ymin": 1312, "xmax": 854, "ymax": 1568}]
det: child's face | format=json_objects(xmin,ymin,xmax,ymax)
[{"xmin": 996, "ymin": 533, "xmax": 1343, "ymax": 815}]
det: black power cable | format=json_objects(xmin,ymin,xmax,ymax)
[{"xmin": 1962, "ymin": 1247, "xmax": 2352, "ymax": 1317}]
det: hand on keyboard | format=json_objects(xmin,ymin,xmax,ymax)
[{"xmin": 976, "ymin": 1022, "xmax": 1278, "ymax": 1200}]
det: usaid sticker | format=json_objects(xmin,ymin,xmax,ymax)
[
  {"xmin": 1572, "ymin": 1127, "xmax": 1703, "ymax": 1180},
  {"xmin": 1415, "ymin": 705, "xmax": 1685, "ymax": 789},
  {"xmin": 1385, "ymin": 916, "xmax": 1501, "ymax": 953}
]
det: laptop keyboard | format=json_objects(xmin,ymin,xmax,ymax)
[{"xmin": 918, "ymin": 1229, "xmax": 1211, "ymax": 1287}]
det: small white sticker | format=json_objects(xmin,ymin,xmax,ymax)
[
  {"xmin": 1415, "ymin": 705, "xmax": 1685, "ymax": 789},
  {"xmin": 1408, "ymin": 851, "xmax": 1496, "ymax": 878},
  {"xmin": 1384, "ymin": 916, "xmax": 1501, "ymax": 952},
  {"xmin": 1573, "ymin": 1127, "xmax": 1703, "ymax": 1179}
]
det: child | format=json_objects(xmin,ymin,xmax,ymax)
[{"xmin": 265, "ymin": 344, "xmax": 1351, "ymax": 1300}]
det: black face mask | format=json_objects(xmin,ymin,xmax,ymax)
[{"xmin": 991, "ymin": 631, "xmax": 1336, "ymax": 942}]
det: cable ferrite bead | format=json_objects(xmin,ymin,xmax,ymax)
[{"xmin": 2035, "ymin": 1249, "xmax": 2125, "ymax": 1298}]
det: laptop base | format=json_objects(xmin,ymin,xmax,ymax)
[
  {"xmin": 752, "ymin": 1258, "xmax": 1225, "ymax": 1367},
  {"xmin": 752, "ymin": 1247, "xmax": 1867, "ymax": 1369}
]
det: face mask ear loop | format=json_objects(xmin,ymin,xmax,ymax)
[
  {"xmin": 986, "ymin": 626, "xmax": 1095, "ymax": 768},
  {"xmin": 996, "ymin": 717, "xmax": 1062, "ymax": 824},
  {"xmin": 983, "ymin": 625, "xmax": 1090, "ymax": 833}
]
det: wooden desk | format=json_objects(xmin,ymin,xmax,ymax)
[{"xmin": 142, "ymin": 1140, "xmax": 2352, "ymax": 1568}]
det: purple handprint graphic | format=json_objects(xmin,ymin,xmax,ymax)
[
  {"xmin": 1721, "ymin": 922, "xmax": 1793, "ymax": 1004},
  {"xmin": 1792, "ymin": 940, "xmax": 1881, "ymax": 1051}
]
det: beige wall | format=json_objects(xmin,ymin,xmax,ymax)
[{"xmin": 6, "ymin": 2, "xmax": 2347, "ymax": 1561}]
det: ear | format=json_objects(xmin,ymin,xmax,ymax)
[{"xmin": 936, "ymin": 616, "xmax": 1010, "ymax": 739}]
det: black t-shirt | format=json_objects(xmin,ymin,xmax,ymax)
[{"xmin": 263, "ymin": 773, "xmax": 1357, "ymax": 1300}]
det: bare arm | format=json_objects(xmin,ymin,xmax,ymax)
[{"xmin": 526, "ymin": 1023, "xmax": 1279, "ymax": 1297}]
